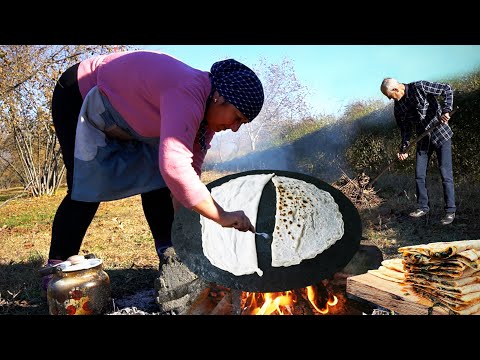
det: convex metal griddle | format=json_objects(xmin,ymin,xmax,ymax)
[{"xmin": 172, "ymin": 170, "xmax": 362, "ymax": 293}]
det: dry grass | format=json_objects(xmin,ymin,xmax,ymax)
[
  {"xmin": 1, "ymin": 169, "xmax": 480, "ymax": 315},
  {"xmin": 357, "ymin": 172, "xmax": 480, "ymax": 260},
  {"xmin": 0, "ymin": 171, "xmax": 230, "ymax": 315},
  {"xmin": 332, "ymin": 172, "xmax": 383, "ymax": 210}
]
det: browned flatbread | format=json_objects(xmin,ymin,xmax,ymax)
[
  {"xmin": 404, "ymin": 265, "xmax": 477, "ymax": 278},
  {"xmin": 404, "ymin": 261, "xmax": 469, "ymax": 272},
  {"xmin": 412, "ymin": 284, "xmax": 480, "ymax": 303},
  {"xmin": 405, "ymin": 272, "xmax": 480, "ymax": 287},
  {"xmin": 412, "ymin": 287, "xmax": 480, "ymax": 314},
  {"xmin": 406, "ymin": 278, "xmax": 480, "ymax": 295},
  {"xmin": 399, "ymin": 240, "xmax": 480, "ymax": 259},
  {"xmin": 403, "ymin": 250, "xmax": 480, "ymax": 271}
]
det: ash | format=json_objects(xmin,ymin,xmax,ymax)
[{"xmin": 108, "ymin": 289, "xmax": 176, "ymax": 315}]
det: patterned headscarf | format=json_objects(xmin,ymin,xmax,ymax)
[
  {"xmin": 210, "ymin": 59, "xmax": 264, "ymax": 122},
  {"xmin": 198, "ymin": 59, "xmax": 264, "ymax": 153}
]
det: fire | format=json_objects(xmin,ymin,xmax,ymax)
[
  {"xmin": 306, "ymin": 285, "xmax": 338, "ymax": 314},
  {"xmin": 241, "ymin": 284, "xmax": 338, "ymax": 315}
]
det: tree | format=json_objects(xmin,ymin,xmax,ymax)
[
  {"xmin": 0, "ymin": 45, "xmax": 133, "ymax": 195},
  {"xmin": 238, "ymin": 57, "xmax": 311, "ymax": 152}
]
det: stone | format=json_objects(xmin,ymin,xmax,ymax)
[
  {"xmin": 154, "ymin": 247, "xmax": 209, "ymax": 313},
  {"xmin": 332, "ymin": 244, "xmax": 383, "ymax": 286},
  {"xmin": 342, "ymin": 244, "xmax": 383, "ymax": 275}
]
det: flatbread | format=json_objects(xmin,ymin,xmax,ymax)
[
  {"xmin": 200, "ymin": 173, "xmax": 275, "ymax": 276},
  {"xmin": 405, "ymin": 278, "xmax": 480, "ymax": 295},
  {"xmin": 404, "ymin": 264, "xmax": 477, "ymax": 278},
  {"xmin": 368, "ymin": 268, "xmax": 405, "ymax": 283},
  {"xmin": 381, "ymin": 258, "xmax": 404, "ymax": 272},
  {"xmin": 404, "ymin": 249, "xmax": 480, "ymax": 265},
  {"xmin": 411, "ymin": 286, "xmax": 480, "ymax": 308},
  {"xmin": 405, "ymin": 272, "xmax": 480, "ymax": 287},
  {"xmin": 399, "ymin": 240, "xmax": 480, "ymax": 259},
  {"xmin": 412, "ymin": 287, "xmax": 480, "ymax": 314},
  {"xmin": 270, "ymin": 175, "xmax": 344, "ymax": 267}
]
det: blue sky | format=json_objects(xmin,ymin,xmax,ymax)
[{"xmin": 142, "ymin": 45, "xmax": 480, "ymax": 116}]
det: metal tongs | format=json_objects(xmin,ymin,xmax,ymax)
[{"xmin": 255, "ymin": 232, "xmax": 270, "ymax": 239}]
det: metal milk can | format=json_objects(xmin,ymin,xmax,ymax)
[{"xmin": 44, "ymin": 254, "xmax": 111, "ymax": 315}]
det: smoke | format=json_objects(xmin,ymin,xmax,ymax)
[{"xmin": 204, "ymin": 105, "xmax": 395, "ymax": 184}]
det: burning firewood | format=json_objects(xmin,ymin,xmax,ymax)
[{"xmin": 332, "ymin": 172, "xmax": 383, "ymax": 210}]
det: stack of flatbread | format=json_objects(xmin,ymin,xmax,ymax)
[{"xmin": 398, "ymin": 240, "xmax": 480, "ymax": 315}]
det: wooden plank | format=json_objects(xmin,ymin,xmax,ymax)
[{"xmin": 346, "ymin": 273, "xmax": 449, "ymax": 315}]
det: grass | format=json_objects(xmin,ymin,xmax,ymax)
[
  {"xmin": 1, "ymin": 168, "xmax": 479, "ymax": 315},
  {"xmin": 359, "ymin": 172, "xmax": 480, "ymax": 259},
  {"xmin": 0, "ymin": 170, "xmax": 231, "ymax": 315}
]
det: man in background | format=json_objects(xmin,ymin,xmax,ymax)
[{"xmin": 380, "ymin": 78, "xmax": 456, "ymax": 225}]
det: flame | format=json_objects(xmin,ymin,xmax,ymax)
[
  {"xmin": 242, "ymin": 291, "xmax": 296, "ymax": 315},
  {"xmin": 306, "ymin": 285, "xmax": 338, "ymax": 314},
  {"xmin": 241, "ymin": 283, "xmax": 337, "ymax": 315}
]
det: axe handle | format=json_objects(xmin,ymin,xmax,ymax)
[{"xmin": 368, "ymin": 107, "xmax": 458, "ymax": 187}]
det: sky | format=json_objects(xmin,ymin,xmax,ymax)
[{"xmin": 142, "ymin": 45, "xmax": 480, "ymax": 116}]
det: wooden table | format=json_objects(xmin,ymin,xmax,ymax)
[{"xmin": 346, "ymin": 273, "xmax": 449, "ymax": 315}]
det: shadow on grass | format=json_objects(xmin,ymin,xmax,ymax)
[{"xmin": 0, "ymin": 259, "xmax": 159, "ymax": 315}]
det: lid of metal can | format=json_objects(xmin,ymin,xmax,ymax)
[
  {"xmin": 55, "ymin": 255, "xmax": 103, "ymax": 272},
  {"xmin": 62, "ymin": 258, "xmax": 103, "ymax": 272}
]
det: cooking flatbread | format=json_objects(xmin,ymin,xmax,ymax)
[
  {"xmin": 270, "ymin": 175, "xmax": 344, "ymax": 267},
  {"xmin": 200, "ymin": 173, "xmax": 275, "ymax": 277}
]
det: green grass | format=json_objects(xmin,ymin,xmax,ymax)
[{"xmin": 3, "ymin": 211, "xmax": 53, "ymax": 228}]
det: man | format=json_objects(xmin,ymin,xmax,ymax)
[{"xmin": 380, "ymin": 77, "xmax": 456, "ymax": 225}]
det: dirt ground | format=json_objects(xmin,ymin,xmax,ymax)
[{"xmin": 1, "ymin": 171, "xmax": 479, "ymax": 315}]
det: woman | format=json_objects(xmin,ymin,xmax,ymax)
[{"xmin": 43, "ymin": 50, "xmax": 264, "ymax": 288}]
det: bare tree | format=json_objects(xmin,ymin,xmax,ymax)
[
  {"xmin": 239, "ymin": 57, "xmax": 311, "ymax": 152},
  {"xmin": 0, "ymin": 45, "xmax": 133, "ymax": 195}
]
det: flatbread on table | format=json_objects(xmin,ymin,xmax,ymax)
[
  {"xmin": 399, "ymin": 240, "xmax": 480, "ymax": 259},
  {"xmin": 404, "ymin": 264, "xmax": 477, "ymax": 278},
  {"xmin": 414, "ymin": 287, "xmax": 480, "ymax": 314},
  {"xmin": 405, "ymin": 278, "xmax": 480, "ymax": 295},
  {"xmin": 200, "ymin": 173, "xmax": 275, "ymax": 277},
  {"xmin": 405, "ymin": 272, "xmax": 480, "ymax": 287},
  {"xmin": 411, "ymin": 286, "xmax": 480, "ymax": 312},
  {"xmin": 270, "ymin": 175, "xmax": 344, "ymax": 267},
  {"xmin": 368, "ymin": 266, "xmax": 405, "ymax": 283},
  {"xmin": 403, "ymin": 249, "xmax": 480, "ymax": 265},
  {"xmin": 381, "ymin": 258, "xmax": 404, "ymax": 272}
]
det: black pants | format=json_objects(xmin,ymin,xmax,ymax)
[{"xmin": 49, "ymin": 63, "xmax": 174, "ymax": 260}]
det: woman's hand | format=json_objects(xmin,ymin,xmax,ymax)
[
  {"xmin": 191, "ymin": 195, "xmax": 255, "ymax": 233},
  {"xmin": 397, "ymin": 152, "xmax": 409, "ymax": 161},
  {"xmin": 217, "ymin": 210, "xmax": 255, "ymax": 232}
]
